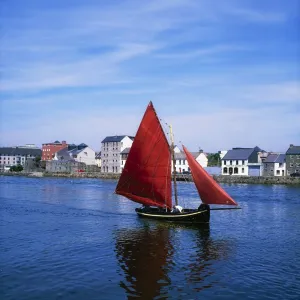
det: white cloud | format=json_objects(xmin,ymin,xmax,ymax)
[
  {"xmin": 1, "ymin": 0, "xmax": 289, "ymax": 92},
  {"xmin": 0, "ymin": 0, "xmax": 298, "ymax": 151}
]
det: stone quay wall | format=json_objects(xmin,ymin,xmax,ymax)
[{"xmin": 1, "ymin": 172, "xmax": 300, "ymax": 185}]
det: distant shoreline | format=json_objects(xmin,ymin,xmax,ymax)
[{"xmin": 1, "ymin": 172, "xmax": 300, "ymax": 185}]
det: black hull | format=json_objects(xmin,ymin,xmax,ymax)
[{"xmin": 135, "ymin": 205, "xmax": 210, "ymax": 224}]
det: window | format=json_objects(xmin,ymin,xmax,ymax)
[
  {"xmin": 276, "ymin": 170, "xmax": 280, "ymax": 175},
  {"xmin": 223, "ymin": 167, "xmax": 228, "ymax": 174},
  {"xmin": 230, "ymin": 160, "xmax": 232, "ymax": 165},
  {"xmin": 242, "ymin": 168, "xmax": 244, "ymax": 173},
  {"xmin": 242, "ymin": 160, "xmax": 245, "ymax": 165},
  {"xmin": 234, "ymin": 167, "xmax": 238, "ymax": 174},
  {"xmin": 236, "ymin": 160, "xmax": 238, "ymax": 165}
]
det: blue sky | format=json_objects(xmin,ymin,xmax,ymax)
[{"xmin": 0, "ymin": 0, "xmax": 299, "ymax": 152}]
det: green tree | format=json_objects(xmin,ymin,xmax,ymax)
[
  {"xmin": 10, "ymin": 164, "xmax": 24, "ymax": 172},
  {"xmin": 34, "ymin": 156, "xmax": 41, "ymax": 167},
  {"xmin": 207, "ymin": 153, "xmax": 221, "ymax": 167}
]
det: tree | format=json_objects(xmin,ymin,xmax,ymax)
[
  {"xmin": 34, "ymin": 156, "xmax": 41, "ymax": 167},
  {"xmin": 207, "ymin": 153, "xmax": 221, "ymax": 167},
  {"xmin": 35, "ymin": 156, "xmax": 41, "ymax": 163},
  {"xmin": 10, "ymin": 164, "xmax": 24, "ymax": 172}
]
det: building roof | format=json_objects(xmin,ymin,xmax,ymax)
[
  {"xmin": 286, "ymin": 145, "xmax": 300, "ymax": 155},
  {"xmin": 121, "ymin": 148, "xmax": 131, "ymax": 154},
  {"xmin": 68, "ymin": 144, "xmax": 77, "ymax": 150},
  {"xmin": 101, "ymin": 135, "xmax": 134, "ymax": 143},
  {"xmin": 69, "ymin": 147, "xmax": 88, "ymax": 156},
  {"xmin": 175, "ymin": 152, "xmax": 203, "ymax": 160},
  {"xmin": 264, "ymin": 154, "xmax": 286, "ymax": 163},
  {"xmin": 78, "ymin": 143, "xmax": 88, "ymax": 150},
  {"xmin": 56, "ymin": 144, "xmax": 90, "ymax": 159},
  {"xmin": 0, "ymin": 147, "xmax": 42, "ymax": 157},
  {"xmin": 43, "ymin": 140, "xmax": 66, "ymax": 145},
  {"xmin": 55, "ymin": 148, "xmax": 74, "ymax": 161},
  {"xmin": 222, "ymin": 148, "xmax": 255, "ymax": 160}
]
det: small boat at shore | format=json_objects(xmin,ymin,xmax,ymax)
[{"xmin": 115, "ymin": 102, "xmax": 239, "ymax": 224}]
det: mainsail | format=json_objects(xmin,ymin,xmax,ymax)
[
  {"xmin": 183, "ymin": 146, "xmax": 237, "ymax": 206},
  {"xmin": 115, "ymin": 102, "xmax": 172, "ymax": 209}
]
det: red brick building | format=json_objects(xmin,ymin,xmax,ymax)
[{"xmin": 42, "ymin": 141, "xmax": 68, "ymax": 161}]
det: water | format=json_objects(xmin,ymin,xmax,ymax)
[{"xmin": 1, "ymin": 176, "xmax": 300, "ymax": 300}]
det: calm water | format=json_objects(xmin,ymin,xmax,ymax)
[{"xmin": 1, "ymin": 176, "xmax": 300, "ymax": 300}]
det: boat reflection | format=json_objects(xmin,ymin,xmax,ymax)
[
  {"xmin": 115, "ymin": 222, "xmax": 173, "ymax": 299},
  {"xmin": 114, "ymin": 221, "xmax": 234, "ymax": 298}
]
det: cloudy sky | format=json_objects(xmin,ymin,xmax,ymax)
[{"xmin": 0, "ymin": 0, "xmax": 299, "ymax": 152}]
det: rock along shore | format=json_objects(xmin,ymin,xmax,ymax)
[{"xmin": 1, "ymin": 172, "xmax": 300, "ymax": 185}]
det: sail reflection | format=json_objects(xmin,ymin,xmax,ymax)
[
  {"xmin": 115, "ymin": 222, "xmax": 235, "ymax": 298},
  {"xmin": 115, "ymin": 223, "xmax": 173, "ymax": 299}
]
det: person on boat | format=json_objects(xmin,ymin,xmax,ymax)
[{"xmin": 172, "ymin": 205, "xmax": 183, "ymax": 213}]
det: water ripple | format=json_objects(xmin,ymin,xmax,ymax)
[{"xmin": 1, "ymin": 176, "xmax": 300, "ymax": 299}]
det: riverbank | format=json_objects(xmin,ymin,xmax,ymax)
[{"xmin": 1, "ymin": 171, "xmax": 300, "ymax": 185}]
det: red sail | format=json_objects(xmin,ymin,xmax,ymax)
[
  {"xmin": 183, "ymin": 146, "xmax": 237, "ymax": 206},
  {"xmin": 115, "ymin": 102, "xmax": 172, "ymax": 209}
]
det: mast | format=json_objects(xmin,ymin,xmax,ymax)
[{"xmin": 169, "ymin": 124, "xmax": 178, "ymax": 206}]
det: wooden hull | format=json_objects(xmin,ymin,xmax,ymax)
[{"xmin": 135, "ymin": 205, "xmax": 210, "ymax": 224}]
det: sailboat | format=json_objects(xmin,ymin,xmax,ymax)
[{"xmin": 115, "ymin": 102, "xmax": 238, "ymax": 224}]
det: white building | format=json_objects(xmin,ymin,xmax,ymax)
[
  {"xmin": 173, "ymin": 151, "xmax": 208, "ymax": 173},
  {"xmin": 120, "ymin": 148, "xmax": 130, "ymax": 172},
  {"xmin": 0, "ymin": 146, "xmax": 42, "ymax": 171},
  {"xmin": 120, "ymin": 146, "xmax": 208, "ymax": 174},
  {"xmin": 95, "ymin": 152, "xmax": 101, "ymax": 169},
  {"xmin": 54, "ymin": 144, "xmax": 96, "ymax": 165},
  {"xmin": 101, "ymin": 135, "xmax": 134, "ymax": 173},
  {"xmin": 219, "ymin": 150, "xmax": 228, "ymax": 160},
  {"xmin": 221, "ymin": 146, "xmax": 264, "ymax": 176}
]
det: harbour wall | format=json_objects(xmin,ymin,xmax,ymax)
[{"xmin": 1, "ymin": 172, "xmax": 300, "ymax": 185}]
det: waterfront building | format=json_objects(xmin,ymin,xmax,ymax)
[
  {"xmin": 219, "ymin": 150, "xmax": 228, "ymax": 160},
  {"xmin": 0, "ymin": 145, "xmax": 42, "ymax": 171},
  {"xmin": 263, "ymin": 154, "xmax": 286, "ymax": 176},
  {"xmin": 42, "ymin": 140, "xmax": 68, "ymax": 161},
  {"xmin": 120, "ymin": 146, "xmax": 208, "ymax": 174},
  {"xmin": 95, "ymin": 152, "xmax": 101, "ymax": 169},
  {"xmin": 173, "ymin": 150, "xmax": 208, "ymax": 173},
  {"xmin": 221, "ymin": 146, "xmax": 264, "ymax": 176},
  {"xmin": 101, "ymin": 135, "xmax": 134, "ymax": 173},
  {"xmin": 285, "ymin": 144, "xmax": 300, "ymax": 176},
  {"xmin": 53, "ymin": 143, "xmax": 96, "ymax": 165},
  {"xmin": 120, "ymin": 148, "xmax": 130, "ymax": 172}
]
